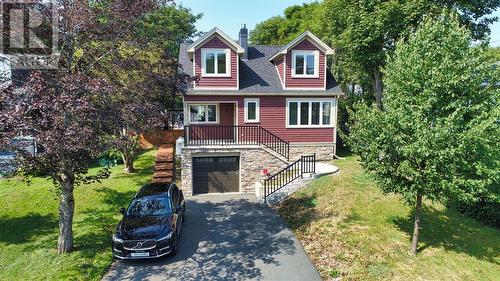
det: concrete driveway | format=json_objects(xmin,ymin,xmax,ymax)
[{"xmin": 102, "ymin": 194, "xmax": 321, "ymax": 281}]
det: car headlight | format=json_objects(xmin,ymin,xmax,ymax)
[
  {"xmin": 157, "ymin": 232, "xmax": 173, "ymax": 241},
  {"xmin": 112, "ymin": 233, "xmax": 123, "ymax": 243}
]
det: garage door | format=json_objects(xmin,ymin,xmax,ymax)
[{"xmin": 193, "ymin": 156, "xmax": 239, "ymax": 194}]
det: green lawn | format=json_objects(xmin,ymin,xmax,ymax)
[
  {"xmin": 277, "ymin": 154, "xmax": 500, "ymax": 280},
  {"xmin": 0, "ymin": 149, "xmax": 157, "ymax": 281}
]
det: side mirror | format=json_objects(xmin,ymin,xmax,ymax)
[
  {"xmin": 119, "ymin": 208, "xmax": 126, "ymax": 214},
  {"xmin": 175, "ymin": 205, "xmax": 182, "ymax": 213}
]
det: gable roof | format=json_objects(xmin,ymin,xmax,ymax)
[
  {"xmin": 268, "ymin": 31, "xmax": 335, "ymax": 62},
  {"xmin": 187, "ymin": 27, "xmax": 245, "ymax": 55},
  {"xmin": 178, "ymin": 43, "xmax": 342, "ymax": 94}
]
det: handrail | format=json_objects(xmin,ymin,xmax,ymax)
[
  {"xmin": 264, "ymin": 154, "xmax": 316, "ymax": 203},
  {"xmin": 184, "ymin": 125, "xmax": 289, "ymax": 159}
]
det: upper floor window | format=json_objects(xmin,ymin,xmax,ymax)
[
  {"xmin": 244, "ymin": 98, "xmax": 260, "ymax": 123},
  {"xmin": 287, "ymin": 98, "xmax": 334, "ymax": 128},
  {"xmin": 291, "ymin": 50, "xmax": 319, "ymax": 78},
  {"xmin": 201, "ymin": 48, "xmax": 230, "ymax": 77}
]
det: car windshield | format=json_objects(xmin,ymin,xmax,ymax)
[{"xmin": 126, "ymin": 198, "xmax": 172, "ymax": 217}]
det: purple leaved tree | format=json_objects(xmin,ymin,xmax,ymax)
[
  {"xmin": 1, "ymin": 72, "xmax": 116, "ymax": 253},
  {"xmin": 0, "ymin": 0, "xmax": 182, "ymax": 253}
]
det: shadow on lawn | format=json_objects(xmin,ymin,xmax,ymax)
[
  {"xmin": 75, "ymin": 187, "xmax": 136, "ymax": 249},
  {"xmin": 0, "ymin": 213, "xmax": 57, "ymax": 244},
  {"xmin": 276, "ymin": 193, "xmax": 324, "ymax": 231},
  {"xmin": 393, "ymin": 204, "xmax": 500, "ymax": 263}
]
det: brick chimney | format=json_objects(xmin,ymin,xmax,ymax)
[{"xmin": 239, "ymin": 24, "xmax": 248, "ymax": 60}]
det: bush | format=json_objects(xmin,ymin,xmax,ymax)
[
  {"xmin": 451, "ymin": 195, "xmax": 500, "ymax": 228},
  {"xmin": 97, "ymin": 150, "xmax": 124, "ymax": 167}
]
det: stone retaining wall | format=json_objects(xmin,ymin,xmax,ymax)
[
  {"xmin": 181, "ymin": 146, "xmax": 289, "ymax": 197},
  {"xmin": 289, "ymin": 143, "xmax": 335, "ymax": 161}
]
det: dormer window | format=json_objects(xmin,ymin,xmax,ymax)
[
  {"xmin": 201, "ymin": 48, "xmax": 230, "ymax": 77},
  {"xmin": 291, "ymin": 50, "xmax": 319, "ymax": 78}
]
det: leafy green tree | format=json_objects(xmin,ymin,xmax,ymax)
[
  {"xmin": 252, "ymin": 0, "xmax": 499, "ymax": 109},
  {"xmin": 485, "ymin": 47, "xmax": 500, "ymax": 62},
  {"xmin": 321, "ymin": 0, "xmax": 499, "ymax": 109},
  {"xmin": 135, "ymin": 5, "xmax": 202, "ymax": 56},
  {"xmin": 250, "ymin": 3, "xmax": 321, "ymax": 45},
  {"xmin": 87, "ymin": 3, "xmax": 198, "ymax": 172},
  {"xmin": 346, "ymin": 13, "xmax": 499, "ymax": 255}
]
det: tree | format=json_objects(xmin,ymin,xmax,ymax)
[
  {"xmin": 0, "ymin": 72, "xmax": 116, "ymax": 253},
  {"xmin": 89, "ymin": 4, "xmax": 199, "ymax": 173},
  {"xmin": 135, "ymin": 5, "xmax": 202, "ymax": 56},
  {"xmin": 0, "ymin": 0, "xmax": 178, "ymax": 253},
  {"xmin": 250, "ymin": 3, "xmax": 321, "ymax": 45},
  {"xmin": 251, "ymin": 1, "xmax": 500, "ymax": 109},
  {"xmin": 320, "ymin": 0, "xmax": 500, "ymax": 109},
  {"xmin": 345, "ymin": 13, "xmax": 499, "ymax": 255}
]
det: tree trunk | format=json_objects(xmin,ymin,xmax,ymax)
[
  {"xmin": 57, "ymin": 175, "xmax": 75, "ymax": 253},
  {"xmin": 122, "ymin": 150, "xmax": 135, "ymax": 173},
  {"xmin": 373, "ymin": 69, "xmax": 383, "ymax": 110},
  {"xmin": 410, "ymin": 194, "xmax": 423, "ymax": 256}
]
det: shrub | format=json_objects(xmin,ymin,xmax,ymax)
[{"xmin": 451, "ymin": 195, "xmax": 500, "ymax": 228}]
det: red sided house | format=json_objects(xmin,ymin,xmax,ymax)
[{"xmin": 178, "ymin": 26, "xmax": 343, "ymax": 198}]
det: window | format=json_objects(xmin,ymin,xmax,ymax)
[
  {"xmin": 201, "ymin": 49, "xmax": 230, "ymax": 77},
  {"xmin": 292, "ymin": 50, "xmax": 319, "ymax": 78},
  {"xmin": 287, "ymin": 99, "xmax": 334, "ymax": 127},
  {"xmin": 289, "ymin": 102, "xmax": 298, "ymax": 125},
  {"xmin": 126, "ymin": 198, "xmax": 172, "ymax": 217},
  {"xmin": 300, "ymin": 102, "xmax": 309, "ymax": 125},
  {"xmin": 189, "ymin": 104, "xmax": 217, "ymax": 123},
  {"xmin": 244, "ymin": 98, "xmax": 260, "ymax": 123}
]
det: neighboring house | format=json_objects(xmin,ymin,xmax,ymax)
[{"xmin": 178, "ymin": 26, "xmax": 343, "ymax": 197}]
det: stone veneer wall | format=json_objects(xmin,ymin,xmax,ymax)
[
  {"xmin": 181, "ymin": 146, "xmax": 289, "ymax": 197},
  {"xmin": 289, "ymin": 144, "xmax": 335, "ymax": 161}
]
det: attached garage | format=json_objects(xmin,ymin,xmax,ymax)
[{"xmin": 193, "ymin": 156, "xmax": 240, "ymax": 194}]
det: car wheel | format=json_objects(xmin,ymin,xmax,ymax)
[{"xmin": 170, "ymin": 233, "xmax": 178, "ymax": 256}]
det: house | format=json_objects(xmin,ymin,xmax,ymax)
[{"xmin": 178, "ymin": 25, "xmax": 342, "ymax": 197}]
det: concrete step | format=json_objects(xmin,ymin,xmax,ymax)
[{"xmin": 263, "ymin": 177, "xmax": 314, "ymax": 205}]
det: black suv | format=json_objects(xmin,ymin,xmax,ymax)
[{"xmin": 112, "ymin": 183, "xmax": 185, "ymax": 259}]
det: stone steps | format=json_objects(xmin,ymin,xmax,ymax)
[
  {"xmin": 152, "ymin": 144, "xmax": 175, "ymax": 184},
  {"xmin": 263, "ymin": 175, "xmax": 315, "ymax": 206}
]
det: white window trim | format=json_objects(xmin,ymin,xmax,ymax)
[
  {"xmin": 201, "ymin": 48, "xmax": 231, "ymax": 77},
  {"xmin": 286, "ymin": 98, "xmax": 334, "ymax": 128},
  {"xmin": 291, "ymin": 50, "xmax": 319, "ymax": 78},
  {"xmin": 244, "ymin": 98, "xmax": 260, "ymax": 123},
  {"xmin": 189, "ymin": 104, "xmax": 219, "ymax": 124}
]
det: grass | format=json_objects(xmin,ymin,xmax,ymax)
[
  {"xmin": 0, "ymin": 149, "xmax": 157, "ymax": 281},
  {"xmin": 277, "ymin": 154, "xmax": 500, "ymax": 280}
]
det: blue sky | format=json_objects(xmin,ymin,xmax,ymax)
[{"xmin": 178, "ymin": 0, "xmax": 500, "ymax": 47}]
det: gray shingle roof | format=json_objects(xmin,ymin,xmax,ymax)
[{"xmin": 178, "ymin": 43, "xmax": 342, "ymax": 94}]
